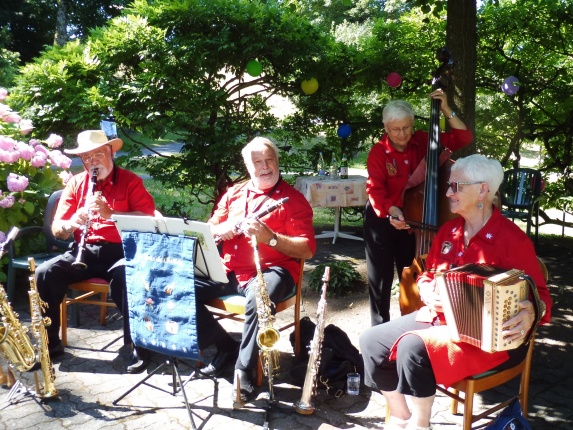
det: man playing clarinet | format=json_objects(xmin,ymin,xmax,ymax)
[{"xmin": 35, "ymin": 130, "xmax": 156, "ymax": 374}]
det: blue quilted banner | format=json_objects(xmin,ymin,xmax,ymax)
[{"xmin": 121, "ymin": 231, "xmax": 200, "ymax": 361}]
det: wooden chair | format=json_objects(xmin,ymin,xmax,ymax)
[
  {"xmin": 60, "ymin": 278, "xmax": 116, "ymax": 346},
  {"xmin": 437, "ymin": 259, "xmax": 548, "ymax": 429},
  {"xmin": 436, "ymin": 337, "xmax": 535, "ymax": 429},
  {"xmin": 205, "ymin": 258, "xmax": 305, "ymax": 386}
]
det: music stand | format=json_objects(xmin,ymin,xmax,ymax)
[{"xmin": 111, "ymin": 215, "xmax": 225, "ymax": 429}]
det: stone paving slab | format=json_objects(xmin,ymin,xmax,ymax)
[{"xmin": 2, "ymin": 235, "xmax": 572, "ymax": 429}]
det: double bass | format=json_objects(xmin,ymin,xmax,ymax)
[{"xmin": 399, "ymin": 48, "xmax": 458, "ymax": 315}]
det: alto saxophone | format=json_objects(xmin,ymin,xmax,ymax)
[
  {"xmin": 0, "ymin": 258, "xmax": 58, "ymax": 398},
  {"xmin": 295, "ymin": 266, "xmax": 330, "ymax": 415},
  {"xmin": 234, "ymin": 235, "xmax": 281, "ymax": 409}
]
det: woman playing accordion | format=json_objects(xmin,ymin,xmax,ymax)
[{"xmin": 360, "ymin": 155, "xmax": 552, "ymax": 430}]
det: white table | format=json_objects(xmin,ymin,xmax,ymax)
[{"xmin": 294, "ymin": 175, "xmax": 367, "ymax": 244}]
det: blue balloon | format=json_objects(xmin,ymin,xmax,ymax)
[
  {"xmin": 337, "ymin": 124, "xmax": 351, "ymax": 139},
  {"xmin": 502, "ymin": 76, "xmax": 520, "ymax": 95}
]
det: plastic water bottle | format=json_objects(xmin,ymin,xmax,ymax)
[
  {"xmin": 340, "ymin": 157, "xmax": 349, "ymax": 179},
  {"xmin": 317, "ymin": 152, "xmax": 326, "ymax": 178}
]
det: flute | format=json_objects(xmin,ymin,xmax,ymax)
[{"xmin": 72, "ymin": 168, "xmax": 99, "ymax": 269}]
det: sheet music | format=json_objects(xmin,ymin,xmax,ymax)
[{"xmin": 112, "ymin": 215, "xmax": 228, "ymax": 283}]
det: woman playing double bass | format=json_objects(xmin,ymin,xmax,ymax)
[{"xmin": 364, "ymin": 90, "xmax": 472, "ymax": 326}]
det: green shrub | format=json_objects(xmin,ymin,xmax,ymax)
[{"xmin": 307, "ymin": 261, "xmax": 364, "ymax": 298}]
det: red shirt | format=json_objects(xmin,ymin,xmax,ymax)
[
  {"xmin": 56, "ymin": 167, "xmax": 156, "ymax": 244},
  {"xmin": 209, "ymin": 179, "xmax": 316, "ymax": 286},
  {"xmin": 366, "ymin": 128, "xmax": 473, "ymax": 217},
  {"xmin": 399, "ymin": 207, "xmax": 553, "ymax": 386}
]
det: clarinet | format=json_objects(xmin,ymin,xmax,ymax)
[
  {"xmin": 295, "ymin": 266, "xmax": 330, "ymax": 415},
  {"xmin": 72, "ymin": 168, "xmax": 99, "ymax": 269},
  {"xmin": 214, "ymin": 197, "xmax": 289, "ymax": 244}
]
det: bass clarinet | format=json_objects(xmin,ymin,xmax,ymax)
[
  {"xmin": 295, "ymin": 266, "xmax": 330, "ymax": 415},
  {"xmin": 72, "ymin": 168, "xmax": 99, "ymax": 269}
]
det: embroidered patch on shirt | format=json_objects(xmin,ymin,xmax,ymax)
[
  {"xmin": 486, "ymin": 232, "xmax": 493, "ymax": 239},
  {"xmin": 441, "ymin": 241, "xmax": 452, "ymax": 254},
  {"xmin": 386, "ymin": 162, "xmax": 397, "ymax": 176}
]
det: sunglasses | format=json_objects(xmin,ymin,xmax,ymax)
[{"xmin": 447, "ymin": 181, "xmax": 483, "ymax": 193}]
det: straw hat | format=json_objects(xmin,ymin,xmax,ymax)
[{"xmin": 64, "ymin": 130, "xmax": 123, "ymax": 155}]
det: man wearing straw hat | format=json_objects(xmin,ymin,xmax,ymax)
[{"xmin": 35, "ymin": 130, "xmax": 156, "ymax": 374}]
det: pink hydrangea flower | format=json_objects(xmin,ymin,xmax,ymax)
[
  {"xmin": 59, "ymin": 170, "xmax": 73, "ymax": 185},
  {"xmin": 45, "ymin": 133, "xmax": 63, "ymax": 148},
  {"xmin": 0, "ymin": 195, "xmax": 15, "ymax": 208},
  {"xmin": 34, "ymin": 145, "xmax": 49, "ymax": 155},
  {"xmin": 2, "ymin": 111, "xmax": 21, "ymax": 123},
  {"xmin": 31, "ymin": 152, "xmax": 48, "ymax": 167},
  {"xmin": 7, "ymin": 173, "xmax": 29, "ymax": 192},
  {"xmin": 49, "ymin": 150, "xmax": 72, "ymax": 169},
  {"xmin": 15, "ymin": 141, "xmax": 35, "ymax": 161},
  {"xmin": 28, "ymin": 138, "xmax": 41, "ymax": 146},
  {"xmin": 0, "ymin": 103, "xmax": 11, "ymax": 118},
  {"xmin": 19, "ymin": 119, "xmax": 34, "ymax": 135},
  {"xmin": 0, "ymin": 149, "xmax": 20, "ymax": 163},
  {"xmin": 0, "ymin": 136, "xmax": 16, "ymax": 151},
  {"xmin": 0, "ymin": 88, "xmax": 7, "ymax": 101}
]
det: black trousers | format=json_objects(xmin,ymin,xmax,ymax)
[
  {"xmin": 35, "ymin": 243, "xmax": 131, "ymax": 344},
  {"xmin": 364, "ymin": 200, "xmax": 416, "ymax": 325},
  {"xmin": 194, "ymin": 266, "xmax": 294, "ymax": 371},
  {"xmin": 360, "ymin": 311, "xmax": 529, "ymax": 397}
]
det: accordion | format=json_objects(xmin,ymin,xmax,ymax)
[{"xmin": 436, "ymin": 264, "xmax": 541, "ymax": 353}]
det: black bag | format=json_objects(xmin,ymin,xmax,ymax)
[
  {"xmin": 289, "ymin": 316, "xmax": 363, "ymax": 396},
  {"xmin": 485, "ymin": 398, "xmax": 533, "ymax": 430}
]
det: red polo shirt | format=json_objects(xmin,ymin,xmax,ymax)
[
  {"xmin": 209, "ymin": 179, "xmax": 316, "ymax": 286},
  {"xmin": 56, "ymin": 166, "xmax": 156, "ymax": 244}
]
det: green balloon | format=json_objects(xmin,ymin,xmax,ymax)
[{"xmin": 246, "ymin": 60, "xmax": 262, "ymax": 77}]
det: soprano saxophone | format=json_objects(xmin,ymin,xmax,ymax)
[{"xmin": 294, "ymin": 266, "xmax": 330, "ymax": 415}]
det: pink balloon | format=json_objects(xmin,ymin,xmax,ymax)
[
  {"xmin": 502, "ymin": 76, "xmax": 520, "ymax": 95},
  {"xmin": 386, "ymin": 72, "xmax": 402, "ymax": 88}
]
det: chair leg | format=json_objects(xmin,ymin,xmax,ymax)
[
  {"xmin": 463, "ymin": 380, "xmax": 476, "ymax": 430},
  {"xmin": 451, "ymin": 388, "xmax": 460, "ymax": 415},
  {"xmin": 256, "ymin": 356, "xmax": 263, "ymax": 387},
  {"xmin": 99, "ymin": 292, "xmax": 107, "ymax": 325},
  {"xmin": 61, "ymin": 298, "xmax": 68, "ymax": 347}
]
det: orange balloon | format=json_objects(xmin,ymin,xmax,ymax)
[{"xmin": 301, "ymin": 78, "xmax": 319, "ymax": 95}]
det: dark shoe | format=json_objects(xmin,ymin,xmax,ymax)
[
  {"xmin": 232, "ymin": 369, "xmax": 255, "ymax": 405},
  {"xmin": 48, "ymin": 340, "xmax": 65, "ymax": 359},
  {"xmin": 126, "ymin": 347, "xmax": 150, "ymax": 374},
  {"xmin": 201, "ymin": 345, "xmax": 239, "ymax": 378}
]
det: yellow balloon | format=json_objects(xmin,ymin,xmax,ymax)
[{"xmin": 301, "ymin": 78, "xmax": 319, "ymax": 95}]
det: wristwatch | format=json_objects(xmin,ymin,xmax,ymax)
[{"xmin": 268, "ymin": 233, "xmax": 278, "ymax": 247}]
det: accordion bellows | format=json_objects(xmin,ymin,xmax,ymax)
[{"xmin": 436, "ymin": 264, "xmax": 529, "ymax": 353}]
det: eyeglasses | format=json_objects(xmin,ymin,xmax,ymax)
[
  {"xmin": 80, "ymin": 152, "xmax": 106, "ymax": 163},
  {"xmin": 447, "ymin": 181, "xmax": 484, "ymax": 193},
  {"xmin": 387, "ymin": 125, "xmax": 412, "ymax": 135}
]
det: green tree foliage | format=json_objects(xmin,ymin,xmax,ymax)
[
  {"xmin": 101, "ymin": 0, "xmax": 338, "ymax": 203},
  {"xmin": 0, "ymin": 0, "xmax": 127, "ymax": 63},
  {"xmin": 475, "ymin": 0, "xmax": 573, "ymax": 212}
]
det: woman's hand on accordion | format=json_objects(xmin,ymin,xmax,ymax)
[
  {"xmin": 419, "ymin": 282, "xmax": 443, "ymax": 314},
  {"xmin": 502, "ymin": 300, "xmax": 535, "ymax": 342}
]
